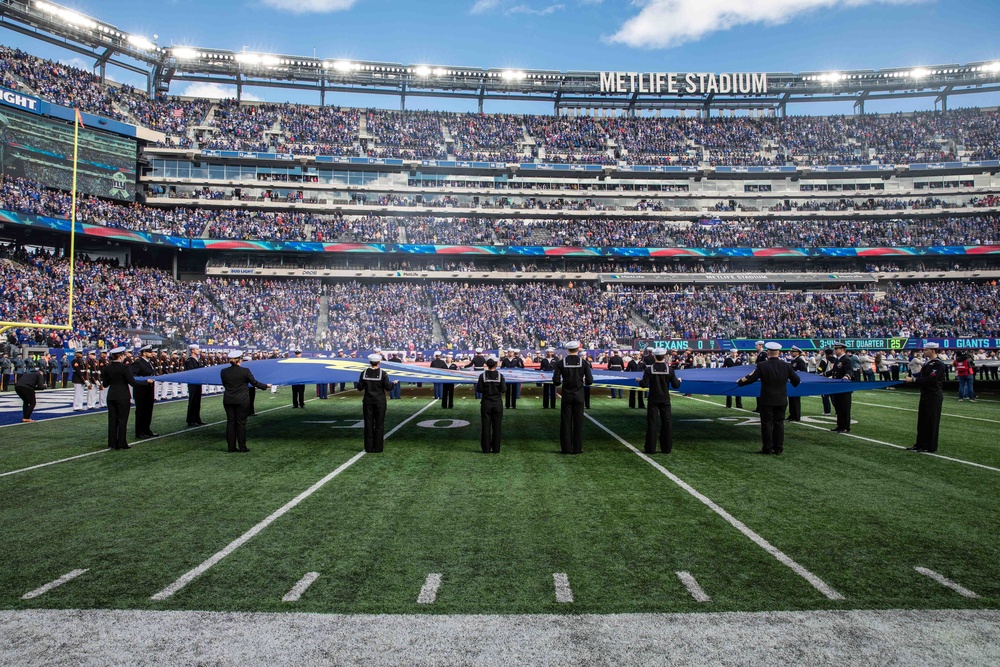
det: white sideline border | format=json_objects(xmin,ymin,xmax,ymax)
[
  {"xmin": 586, "ymin": 413, "xmax": 845, "ymax": 602},
  {"xmin": 0, "ymin": 398, "xmax": 316, "ymax": 480},
  {"xmin": 417, "ymin": 574, "xmax": 442, "ymax": 604},
  {"xmin": 151, "ymin": 399, "xmax": 438, "ymax": 601},
  {"xmin": 681, "ymin": 395, "xmax": 1000, "ymax": 475}
]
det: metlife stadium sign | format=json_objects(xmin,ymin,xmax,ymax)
[{"xmin": 599, "ymin": 72, "xmax": 769, "ymax": 95}]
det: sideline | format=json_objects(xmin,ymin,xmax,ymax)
[
  {"xmin": 0, "ymin": 398, "xmax": 314, "ymax": 480},
  {"xmin": 807, "ymin": 396, "xmax": 1000, "ymax": 425},
  {"xmin": 585, "ymin": 413, "xmax": 845, "ymax": 601},
  {"xmin": 150, "ymin": 400, "xmax": 438, "ymax": 601},
  {"xmin": 680, "ymin": 395, "xmax": 1000, "ymax": 474}
]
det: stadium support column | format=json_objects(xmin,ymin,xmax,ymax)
[
  {"xmin": 936, "ymin": 86, "xmax": 953, "ymax": 112},
  {"xmin": 236, "ymin": 73, "xmax": 243, "ymax": 103},
  {"xmin": 400, "ymin": 82, "xmax": 406, "ymax": 112},
  {"xmin": 854, "ymin": 90, "xmax": 869, "ymax": 116}
]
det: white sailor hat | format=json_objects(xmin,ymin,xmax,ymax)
[
  {"xmin": 755, "ymin": 340, "xmax": 765, "ymax": 346},
  {"xmin": 765, "ymin": 342, "xmax": 782, "ymax": 351},
  {"xmin": 188, "ymin": 343, "xmax": 199, "ymax": 350},
  {"xmin": 140, "ymin": 345, "xmax": 153, "ymax": 352},
  {"xmin": 368, "ymin": 353, "xmax": 383, "ymax": 363},
  {"xmin": 546, "ymin": 347, "xmax": 556, "ymax": 353},
  {"xmin": 832, "ymin": 341, "xmax": 847, "ymax": 348},
  {"xmin": 652, "ymin": 348, "xmax": 668, "ymax": 357},
  {"xmin": 791, "ymin": 345, "xmax": 802, "ymax": 353},
  {"xmin": 434, "ymin": 351, "xmax": 441, "ymax": 356},
  {"xmin": 923, "ymin": 342, "xmax": 940, "ymax": 349},
  {"xmin": 486, "ymin": 355, "xmax": 499, "ymax": 364},
  {"xmin": 475, "ymin": 347, "xmax": 484, "ymax": 353},
  {"xmin": 565, "ymin": 341, "xmax": 581, "ymax": 350},
  {"xmin": 508, "ymin": 347, "xmax": 518, "ymax": 353},
  {"xmin": 110, "ymin": 346, "xmax": 126, "ymax": 356},
  {"xmin": 228, "ymin": 350, "xmax": 244, "ymax": 360}
]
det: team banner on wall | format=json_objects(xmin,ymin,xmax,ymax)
[{"xmin": 634, "ymin": 338, "xmax": 1000, "ymax": 352}]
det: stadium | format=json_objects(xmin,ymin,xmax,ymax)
[{"xmin": 1, "ymin": 0, "xmax": 1000, "ymax": 664}]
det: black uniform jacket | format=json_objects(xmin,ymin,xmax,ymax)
[
  {"xmin": 356, "ymin": 367, "xmax": 394, "ymax": 402},
  {"xmin": 737, "ymin": 358, "xmax": 802, "ymax": 407},
  {"xmin": 638, "ymin": 362, "xmax": 682, "ymax": 402},
  {"xmin": 15, "ymin": 371, "xmax": 46, "ymax": 390},
  {"xmin": 552, "ymin": 355, "xmax": 593, "ymax": 395},
  {"xmin": 914, "ymin": 358, "xmax": 947, "ymax": 395},
  {"xmin": 477, "ymin": 370, "xmax": 506, "ymax": 401},
  {"xmin": 827, "ymin": 354, "xmax": 854, "ymax": 381},
  {"xmin": 221, "ymin": 365, "xmax": 268, "ymax": 404},
  {"xmin": 102, "ymin": 361, "xmax": 149, "ymax": 402}
]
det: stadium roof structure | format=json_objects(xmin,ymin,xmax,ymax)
[{"xmin": 3, "ymin": 0, "xmax": 1000, "ymax": 114}]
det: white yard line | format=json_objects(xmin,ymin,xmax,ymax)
[
  {"xmin": 150, "ymin": 400, "xmax": 438, "ymax": 601},
  {"xmin": 915, "ymin": 567, "xmax": 979, "ymax": 598},
  {"xmin": 682, "ymin": 395, "xmax": 1000, "ymax": 475},
  {"xmin": 586, "ymin": 413, "xmax": 845, "ymax": 602},
  {"xmin": 676, "ymin": 571, "xmax": 711, "ymax": 603},
  {"xmin": 0, "ymin": 399, "xmax": 313, "ymax": 480},
  {"xmin": 552, "ymin": 573, "xmax": 574, "ymax": 603},
  {"xmin": 21, "ymin": 569, "xmax": 89, "ymax": 600},
  {"xmin": 806, "ymin": 396, "xmax": 1000, "ymax": 425},
  {"xmin": 417, "ymin": 573, "xmax": 442, "ymax": 604},
  {"xmin": 282, "ymin": 572, "xmax": 320, "ymax": 603}
]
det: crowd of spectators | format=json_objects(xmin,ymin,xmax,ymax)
[
  {"xmin": 325, "ymin": 281, "xmax": 434, "ymax": 349},
  {"xmin": 200, "ymin": 277, "xmax": 320, "ymax": 349},
  {"xmin": 427, "ymin": 283, "xmax": 534, "ymax": 350},
  {"xmin": 365, "ymin": 110, "xmax": 445, "ymax": 159}
]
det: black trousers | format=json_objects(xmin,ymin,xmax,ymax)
[
  {"xmin": 224, "ymin": 402, "xmax": 250, "ymax": 452},
  {"xmin": 628, "ymin": 389, "xmax": 645, "ymax": 409},
  {"xmin": 560, "ymin": 395, "xmax": 585, "ymax": 454},
  {"xmin": 292, "ymin": 384, "xmax": 305, "ymax": 407},
  {"xmin": 480, "ymin": 401, "xmax": 503, "ymax": 453},
  {"xmin": 107, "ymin": 398, "xmax": 131, "ymax": 450},
  {"xmin": 186, "ymin": 385, "xmax": 203, "ymax": 424},
  {"xmin": 248, "ymin": 386, "xmax": 257, "ymax": 415},
  {"xmin": 15, "ymin": 386, "xmax": 35, "ymax": 419},
  {"xmin": 505, "ymin": 383, "xmax": 519, "ymax": 409},
  {"xmin": 915, "ymin": 393, "xmax": 943, "ymax": 452},
  {"xmin": 584, "ymin": 386, "xmax": 591, "ymax": 409},
  {"xmin": 787, "ymin": 396, "xmax": 801, "ymax": 421},
  {"xmin": 363, "ymin": 399, "xmax": 387, "ymax": 453},
  {"xmin": 645, "ymin": 401, "xmax": 673, "ymax": 453},
  {"xmin": 134, "ymin": 388, "xmax": 154, "ymax": 437},
  {"xmin": 832, "ymin": 393, "xmax": 852, "ymax": 430},
  {"xmin": 759, "ymin": 404, "xmax": 787, "ymax": 454},
  {"xmin": 441, "ymin": 383, "xmax": 455, "ymax": 409},
  {"xmin": 542, "ymin": 383, "xmax": 557, "ymax": 409},
  {"xmin": 726, "ymin": 395, "xmax": 743, "ymax": 409}
]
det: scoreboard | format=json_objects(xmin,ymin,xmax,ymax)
[{"xmin": 634, "ymin": 338, "xmax": 1000, "ymax": 352}]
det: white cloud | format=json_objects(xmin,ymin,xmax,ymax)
[
  {"xmin": 471, "ymin": 0, "xmax": 500, "ymax": 13},
  {"xmin": 260, "ymin": 0, "xmax": 357, "ymax": 13},
  {"xmin": 59, "ymin": 57, "xmax": 91, "ymax": 71},
  {"xmin": 608, "ymin": 0, "xmax": 927, "ymax": 49},
  {"xmin": 508, "ymin": 3, "xmax": 564, "ymax": 15},
  {"xmin": 181, "ymin": 82, "xmax": 262, "ymax": 101}
]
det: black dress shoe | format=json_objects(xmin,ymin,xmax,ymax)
[
  {"xmin": 757, "ymin": 450, "xmax": 772, "ymax": 455},
  {"xmin": 239, "ymin": 448, "xmax": 250, "ymax": 453},
  {"xmin": 147, "ymin": 432, "xmax": 159, "ymax": 437},
  {"xmin": 905, "ymin": 446, "xmax": 925, "ymax": 451},
  {"xmin": 195, "ymin": 421, "xmax": 207, "ymax": 426},
  {"xmin": 116, "ymin": 445, "xmax": 132, "ymax": 450}
]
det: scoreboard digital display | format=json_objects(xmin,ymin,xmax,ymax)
[{"xmin": 636, "ymin": 338, "xmax": 1000, "ymax": 352}]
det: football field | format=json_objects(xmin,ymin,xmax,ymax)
[{"xmin": 1, "ymin": 385, "xmax": 999, "ymax": 663}]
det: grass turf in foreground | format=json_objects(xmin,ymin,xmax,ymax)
[{"xmin": 0, "ymin": 387, "xmax": 997, "ymax": 615}]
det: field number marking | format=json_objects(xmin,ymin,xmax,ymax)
[
  {"xmin": 282, "ymin": 572, "xmax": 320, "ymax": 602},
  {"xmin": 915, "ymin": 567, "xmax": 979, "ymax": 598},
  {"xmin": 21, "ymin": 569, "xmax": 89, "ymax": 600},
  {"xmin": 417, "ymin": 573, "xmax": 443, "ymax": 604},
  {"xmin": 553, "ymin": 573, "xmax": 574, "ymax": 603},
  {"xmin": 676, "ymin": 571, "xmax": 711, "ymax": 602}
]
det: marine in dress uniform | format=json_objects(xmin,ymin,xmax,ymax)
[
  {"xmin": 131, "ymin": 346, "xmax": 158, "ymax": 438},
  {"xmin": 552, "ymin": 341, "xmax": 593, "ymax": 454},
  {"xmin": 638, "ymin": 348, "xmax": 682, "ymax": 454},
  {"xmin": 97, "ymin": 350, "xmax": 110, "ymax": 409},
  {"xmin": 786, "ymin": 346, "xmax": 808, "ymax": 422},
  {"xmin": 723, "ymin": 349, "xmax": 744, "ymax": 409},
  {"xmin": 501, "ymin": 348, "xmax": 523, "ymax": 409},
  {"xmin": 477, "ymin": 356, "xmax": 506, "ymax": 453},
  {"xmin": 102, "ymin": 348, "xmax": 155, "ymax": 450},
  {"xmin": 466, "ymin": 348, "xmax": 487, "ymax": 400},
  {"xmin": 355, "ymin": 354, "xmax": 397, "ymax": 453},
  {"xmin": 290, "ymin": 349, "xmax": 306, "ymax": 408},
  {"xmin": 185, "ymin": 344, "xmax": 207, "ymax": 426},
  {"xmin": 905, "ymin": 343, "xmax": 947, "ymax": 453},
  {"xmin": 441, "ymin": 354, "xmax": 457, "ymax": 409},
  {"xmin": 737, "ymin": 342, "xmax": 801, "ymax": 455},
  {"xmin": 607, "ymin": 350, "xmax": 625, "ymax": 399},
  {"xmin": 220, "ymin": 351, "xmax": 271, "ymax": 453},
  {"xmin": 71, "ymin": 350, "xmax": 86, "ymax": 411},
  {"xmin": 826, "ymin": 343, "xmax": 854, "ymax": 433},
  {"xmin": 627, "ymin": 354, "xmax": 646, "ymax": 409},
  {"xmin": 430, "ymin": 351, "xmax": 447, "ymax": 401},
  {"xmin": 539, "ymin": 348, "xmax": 558, "ymax": 409}
]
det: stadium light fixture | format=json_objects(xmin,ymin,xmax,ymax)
[
  {"xmin": 910, "ymin": 68, "xmax": 930, "ymax": 79},
  {"xmin": 432, "ymin": 68, "xmax": 446, "ymax": 77},
  {"xmin": 327, "ymin": 60, "xmax": 356, "ymax": 72},
  {"xmin": 501, "ymin": 70, "xmax": 527, "ymax": 81},
  {"xmin": 171, "ymin": 47, "xmax": 199, "ymax": 60},
  {"xmin": 414, "ymin": 65, "xmax": 432, "ymax": 77},
  {"xmin": 127, "ymin": 34, "xmax": 155, "ymax": 51},
  {"xmin": 35, "ymin": 2, "xmax": 99, "ymax": 31},
  {"xmin": 987, "ymin": 62, "xmax": 1000, "ymax": 73}
]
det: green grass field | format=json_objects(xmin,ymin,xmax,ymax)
[{"xmin": 2, "ymin": 385, "xmax": 999, "ymax": 616}]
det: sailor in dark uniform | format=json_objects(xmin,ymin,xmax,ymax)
[
  {"xmin": 723, "ymin": 349, "xmax": 744, "ymax": 409},
  {"xmin": 607, "ymin": 349, "xmax": 625, "ymax": 399},
  {"xmin": 826, "ymin": 342, "xmax": 854, "ymax": 433},
  {"xmin": 539, "ymin": 348, "xmax": 558, "ymax": 409},
  {"xmin": 466, "ymin": 347, "xmax": 487, "ymax": 399},
  {"xmin": 552, "ymin": 341, "xmax": 593, "ymax": 454},
  {"xmin": 477, "ymin": 355, "xmax": 506, "ymax": 453},
  {"xmin": 786, "ymin": 346, "xmax": 808, "ymax": 422},
  {"xmin": 905, "ymin": 343, "xmax": 947, "ymax": 453},
  {"xmin": 441, "ymin": 353, "xmax": 457, "ymax": 409},
  {"xmin": 627, "ymin": 353, "xmax": 646, "ymax": 409},
  {"xmin": 221, "ymin": 350, "xmax": 271, "ymax": 452},
  {"xmin": 430, "ymin": 351, "xmax": 446, "ymax": 400},
  {"xmin": 185, "ymin": 343, "xmax": 207, "ymax": 426},
  {"xmin": 356, "ymin": 353, "xmax": 397, "ymax": 453},
  {"xmin": 639, "ymin": 348, "xmax": 682, "ymax": 454},
  {"xmin": 751, "ymin": 340, "xmax": 766, "ymax": 413},
  {"xmin": 290, "ymin": 349, "xmax": 306, "ymax": 408},
  {"xmin": 737, "ymin": 342, "xmax": 801, "ymax": 455},
  {"xmin": 816, "ymin": 348, "xmax": 835, "ymax": 415},
  {"xmin": 501, "ymin": 347, "xmax": 523, "ymax": 409},
  {"xmin": 103, "ymin": 347, "xmax": 155, "ymax": 450},
  {"xmin": 131, "ymin": 345, "xmax": 159, "ymax": 438}
]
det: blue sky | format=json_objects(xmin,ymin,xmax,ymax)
[{"xmin": 3, "ymin": 0, "xmax": 1000, "ymax": 114}]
